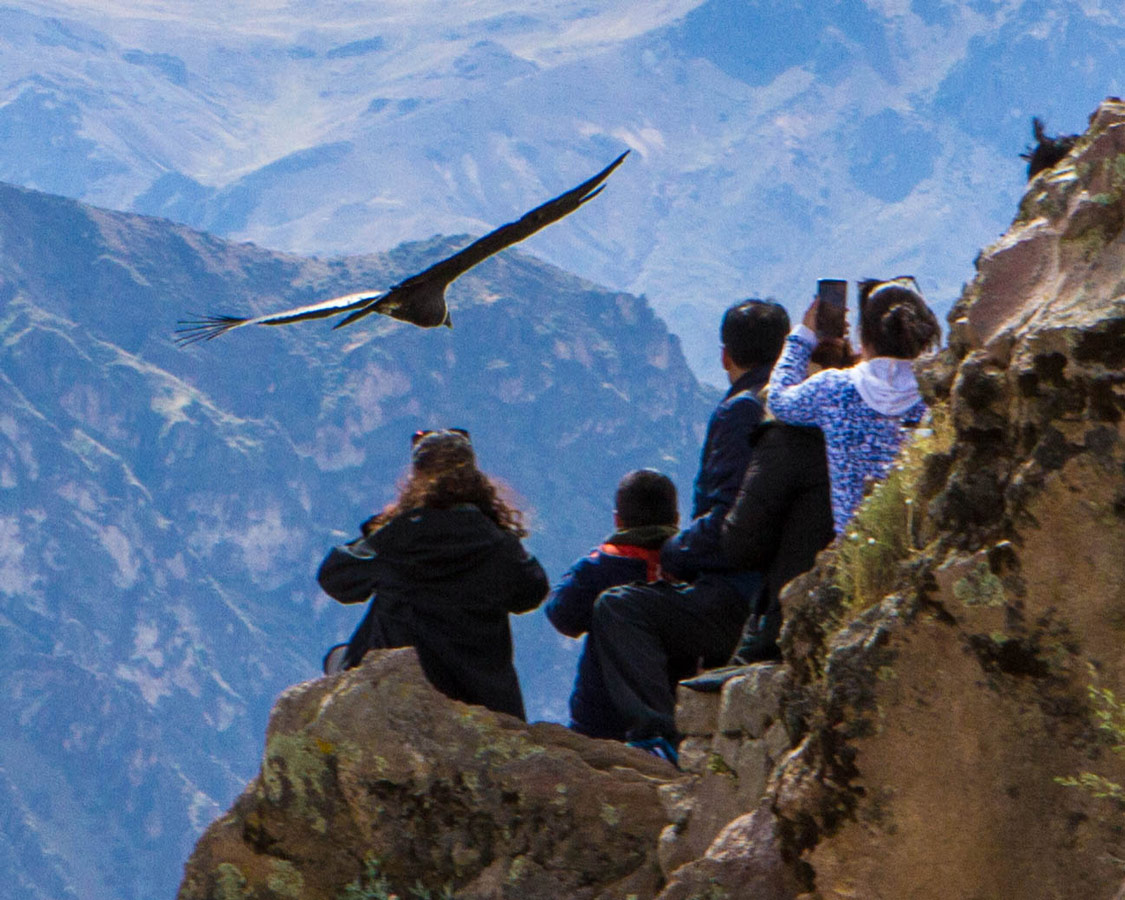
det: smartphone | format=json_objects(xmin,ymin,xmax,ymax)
[{"xmin": 815, "ymin": 279, "xmax": 847, "ymax": 339}]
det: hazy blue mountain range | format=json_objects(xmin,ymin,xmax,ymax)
[
  {"xmin": 1, "ymin": 0, "xmax": 1122, "ymax": 382},
  {"xmin": 0, "ymin": 179, "xmax": 714, "ymax": 899}
]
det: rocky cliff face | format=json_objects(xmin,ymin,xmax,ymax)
[
  {"xmin": 669, "ymin": 97, "xmax": 1125, "ymax": 899},
  {"xmin": 179, "ymin": 99, "xmax": 1125, "ymax": 899}
]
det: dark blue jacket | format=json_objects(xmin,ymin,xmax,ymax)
[
  {"xmin": 661, "ymin": 366, "xmax": 769, "ymax": 584},
  {"xmin": 546, "ymin": 525, "xmax": 675, "ymax": 739}
]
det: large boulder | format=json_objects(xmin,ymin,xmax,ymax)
[{"xmin": 177, "ymin": 649, "xmax": 679, "ymax": 900}]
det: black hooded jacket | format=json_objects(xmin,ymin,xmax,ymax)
[
  {"xmin": 722, "ymin": 422, "xmax": 835, "ymax": 621},
  {"xmin": 317, "ymin": 505, "xmax": 548, "ymax": 720}
]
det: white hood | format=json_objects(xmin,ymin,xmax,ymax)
[{"xmin": 846, "ymin": 358, "xmax": 921, "ymax": 416}]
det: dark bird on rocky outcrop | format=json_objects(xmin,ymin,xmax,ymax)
[
  {"xmin": 1020, "ymin": 117, "xmax": 1079, "ymax": 180},
  {"xmin": 175, "ymin": 151, "xmax": 629, "ymax": 345}
]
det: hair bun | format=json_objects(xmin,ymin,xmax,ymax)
[{"xmin": 860, "ymin": 279, "xmax": 940, "ymax": 358}]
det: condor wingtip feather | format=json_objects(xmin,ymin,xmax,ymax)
[{"xmin": 331, "ymin": 305, "xmax": 378, "ymax": 330}]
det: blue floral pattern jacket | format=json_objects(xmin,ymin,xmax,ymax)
[{"xmin": 767, "ymin": 327, "xmax": 926, "ymax": 533}]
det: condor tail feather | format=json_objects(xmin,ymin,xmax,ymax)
[{"xmin": 174, "ymin": 315, "xmax": 249, "ymax": 346}]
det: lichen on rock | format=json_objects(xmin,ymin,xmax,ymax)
[{"xmin": 178, "ymin": 649, "xmax": 679, "ymax": 900}]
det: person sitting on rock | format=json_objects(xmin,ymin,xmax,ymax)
[
  {"xmin": 317, "ymin": 428, "xmax": 548, "ymax": 720},
  {"xmin": 767, "ymin": 277, "xmax": 941, "ymax": 534},
  {"xmin": 545, "ymin": 469, "xmax": 681, "ymax": 741},
  {"xmin": 586, "ymin": 299, "xmax": 791, "ymax": 762},
  {"xmin": 720, "ymin": 421, "xmax": 836, "ymax": 664}
]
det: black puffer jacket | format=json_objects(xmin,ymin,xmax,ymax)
[
  {"xmin": 318, "ymin": 505, "xmax": 548, "ymax": 720},
  {"xmin": 722, "ymin": 422, "xmax": 835, "ymax": 629}
]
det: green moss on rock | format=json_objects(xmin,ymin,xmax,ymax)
[
  {"xmin": 267, "ymin": 860, "xmax": 305, "ymax": 898},
  {"xmin": 213, "ymin": 863, "xmax": 248, "ymax": 900},
  {"xmin": 954, "ymin": 561, "xmax": 1007, "ymax": 608},
  {"xmin": 261, "ymin": 732, "xmax": 335, "ymax": 833}
]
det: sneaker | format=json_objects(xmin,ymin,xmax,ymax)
[
  {"xmin": 729, "ymin": 640, "xmax": 782, "ymax": 667},
  {"xmin": 626, "ymin": 735, "xmax": 680, "ymax": 768},
  {"xmin": 679, "ymin": 665, "xmax": 749, "ymax": 693}
]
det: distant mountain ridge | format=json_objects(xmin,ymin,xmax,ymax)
[
  {"xmin": 2, "ymin": 1, "xmax": 1122, "ymax": 381},
  {"xmin": 0, "ymin": 179, "xmax": 714, "ymax": 900}
]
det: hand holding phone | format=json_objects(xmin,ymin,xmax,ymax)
[{"xmin": 814, "ymin": 279, "xmax": 847, "ymax": 339}]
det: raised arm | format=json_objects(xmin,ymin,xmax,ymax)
[
  {"xmin": 317, "ymin": 536, "xmax": 380, "ymax": 604},
  {"xmin": 766, "ymin": 325, "xmax": 827, "ymax": 427}
]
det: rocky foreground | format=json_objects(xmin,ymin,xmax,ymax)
[
  {"xmin": 177, "ymin": 649, "xmax": 677, "ymax": 900},
  {"xmin": 180, "ymin": 99, "xmax": 1125, "ymax": 899}
]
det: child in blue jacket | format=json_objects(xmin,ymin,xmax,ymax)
[{"xmin": 546, "ymin": 470, "xmax": 679, "ymax": 740}]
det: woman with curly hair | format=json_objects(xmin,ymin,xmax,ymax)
[{"xmin": 318, "ymin": 429, "xmax": 548, "ymax": 719}]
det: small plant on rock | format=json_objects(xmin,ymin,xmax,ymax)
[
  {"xmin": 834, "ymin": 412, "xmax": 951, "ymax": 613},
  {"xmin": 1056, "ymin": 676, "xmax": 1125, "ymax": 806},
  {"xmin": 338, "ymin": 857, "xmax": 455, "ymax": 900},
  {"xmin": 337, "ymin": 857, "xmax": 395, "ymax": 900}
]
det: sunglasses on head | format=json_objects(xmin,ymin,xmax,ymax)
[
  {"xmin": 885, "ymin": 275, "xmax": 919, "ymax": 291},
  {"xmin": 411, "ymin": 427, "xmax": 471, "ymax": 447},
  {"xmin": 859, "ymin": 275, "xmax": 919, "ymax": 311}
]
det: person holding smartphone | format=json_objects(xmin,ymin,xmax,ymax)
[{"xmin": 766, "ymin": 277, "xmax": 941, "ymax": 533}]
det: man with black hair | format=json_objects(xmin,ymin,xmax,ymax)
[
  {"xmin": 546, "ymin": 469, "xmax": 680, "ymax": 741},
  {"xmin": 663, "ymin": 299, "xmax": 792, "ymax": 579},
  {"xmin": 587, "ymin": 300, "xmax": 790, "ymax": 761}
]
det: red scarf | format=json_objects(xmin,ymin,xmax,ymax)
[{"xmin": 599, "ymin": 543, "xmax": 663, "ymax": 581}]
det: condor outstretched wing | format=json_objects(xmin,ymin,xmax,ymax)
[
  {"xmin": 175, "ymin": 149, "xmax": 630, "ymax": 343},
  {"xmin": 332, "ymin": 149, "xmax": 630, "ymax": 330},
  {"xmin": 174, "ymin": 291, "xmax": 381, "ymax": 345}
]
